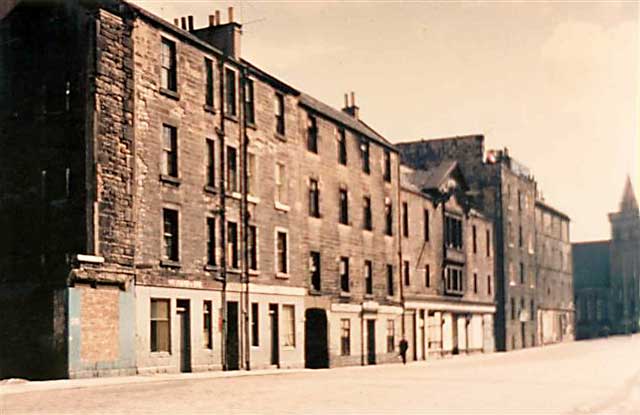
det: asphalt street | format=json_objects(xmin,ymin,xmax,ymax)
[{"xmin": 2, "ymin": 335, "xmax": 639, "ymax": 414}]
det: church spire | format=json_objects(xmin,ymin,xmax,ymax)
[{"xmin": 620, "ymin": 175, "xmax": 639, "ymax": 213}]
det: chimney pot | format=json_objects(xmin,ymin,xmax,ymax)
[
  {"xmin": 344, "ymin": 94, "xmax": 349, "ymax": 107},
  {"xmin": 180, "ymin": 17, "xmax": 187, "ymax": 30},
  {"xmin": 228, "ymin": 7, "xmax": 234, "ymax": 23},
  {"xmin": 188, "ymin": 15, "xmax": 194, "ymax": 31},
  {"xmin": 350, "ymin": 91, "xmax": 355, "ymax": 106},
  {"xmin": 215, "ymin": 10, "xmax": 221, "ymax": 25},
  {"xmin": 173, "ymin": 18, "xmax": 179, "ymax": 26},
  {"xmin": 208, "ymin": 15, "xmax": 215, "ymax": 26}
]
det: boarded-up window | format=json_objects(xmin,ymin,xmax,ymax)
[{"xmin": 282, "ymin": 305, "xmax": 295, "ymax": 347}]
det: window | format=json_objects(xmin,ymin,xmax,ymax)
[
  {"xmin": 487, "ymin": 275, "xmax": 492, "ymax": 295},
  {"xmin": 225, "ymin": 68, "xmax": 236, "ymax": 116},
  {"xmin": 383, "ymin": 149, "xmax": 391, "ymax": 182},
  {"xmin": 275, "ymin": 162, "xmax": 288, "ymax": 205},
  {"xmin": 511, "ymin": 297, "xmax": 516, "ymax": 320},
  {"xmin": 520, "ymin": 262, "xmax": 525, "ymax": 284},
  {"xmin": 204, "ymin": 58, "xmax": 214, "ymax": 107},
  {"xmin": 340, "ymin": 319, "xmax": 351, "ymax": 356},
  {"xmin": 203, "ymin": 301, "xmax": 213, "ymax": 349},
  {"xmin": 309, "ymin": 179, "xmax": 320, "ymax": 218},
  {"xmin": 424, "ymin": 209, "xmax": 430, "ymax": 241},
  {"xmin": 473, "ymin": 273, "xmax": 478, "ymax": 294},
  {"xmin": 340, "ymin": 257, "xmax": 350, "ymax": 293},
  {"xmin": 162, "ymin": 125, "xmax": 178, "ymax": 178},
  {"xmin": 206, "ymin": 139, "xmax": 215, "ymax": 187},
  {"xmin": 276, "ymin": 230, "xmax": 288, "ymax": 275},
  {"xmin": 530, "ymin": 299, "xmax": 534, "ymax": 319},
  {"xmin": 486, "ymin": 229, "xmax": 491, "ymax": 257},
  {"xmin": 282, "ymin": 305, "xmax": 295, "ymax": 347},
  {"xmin": 247, "ymin": 153, "xmax": 256, "ymax": 195},
  {"xmin": 365, "ymin": 260, "xmax": 373, "ymax": 295},
  {"xmin": 444, "ymin": 266, "xmax": 464, "ymax": 295},
  {"xmin": 402, "ymin": 202, "xmax": 409, "ymax": 237},
  {"xmin": 150, "ymin": 299, "xmax": 170, "ymax": 352},
  {"xmin": 363, "ymin": 196, "xmax": 372, "ymax": 230},
  {"xmin": 385, "ymin": 200, "xmax": 393, "ymax": 236},
  {"xmin": 275, "ymin": 93, "xmax": 285, "ymax": 135},
  {"xmin": 403, "ymin": 260, "xmax": 410, "ymax": 286},
  {"xmin": 206, "ymin": 217, "xmax": 216, "ymax": 266},
  {"xmin": 360, "ymin": 138, "xmax": 370, "ymax": 174},
  {"xmin": 445, "ymin": 215, "xmax": 463, "ymax": 249},
  {"xmin": 338, "ymin": 128, "xmax": 347, "ymax": 165},
  {"xmin": 163, "ymin": 208, "xmax": 179, "ymax": 261},
  {"xmin": 310, "ymin": 251, "xmax": 321, "ymax": 292},
  {"xmin": 425, "ymin": 265, "xmax": 431, "ymax": 287},
  {"xmin": 227, "ymin": 221, "xmax": 238, "ymax": 269},
  {"xmin": 307, "ymin": 114, "xmax": 318, "ymax": 153},
  {"xmin": 244, "ymin": 78, "xmax": 255, "ymax": 125},
  {"xmin": 248, "ymin": 225, "xmax": 258, "ymax": 271},
  {"xmin": 472, "ymin": 225, "xmax": 477, "ymax": 253},
  {"xmin": 387, "ymin": 265, "xmax": 394, "ymax": 296},
  {"xmin": 161, "ymin": 38, "xmax": 177, "ymax": 92},
  {"xmin": 517, "ymin": 190, "xmax": 522, "ymax": 211},
  {"xmin": 251, "ymin": 303, "xmax": 259, "ymax": 347},
  {"xmin": 519, "ymin": 225, "xmax": 523, "ymax": 248},
  {"xmin": 339, "ymin": 188, "xmax": 349, "ymax": 225},
  {"xmin": 387, "ymin": 320, "xmax": 395, "ymax": 353},
  {"xmin": 226, "ymin": 146, "xmax": 238, "ymax": 192}
]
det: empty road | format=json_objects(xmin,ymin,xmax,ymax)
[{"xmin": 2, "ymin": 335, "xmax": 640, "ymax": 414}]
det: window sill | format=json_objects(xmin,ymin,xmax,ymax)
[
  {"xmin": 309, "ymin": 214, "xmax": 322, "ymax": 220},
  {"xmin": 227, "ymin": 267, "xmax": 242, "ymax": 274},
  {"xmin": 229, "ymin": 192, "xmax": 242, "ymax": 200},
  {"xmin": 338, "ymin": 222, "xmax": 351, "ymax": 227},
  {"xmin": 274, "ymin": 132, "xmax": 286, "ymax": 141},
  {"xmin": 224, "ymin": 114, "xmax": 238, "ymax": 123},
  {"xmin": 362, "ymin": 227, "xmax": 373, "ymax": 233},
  {"xmin": 275, "ymin": 202, "xmax": 290, "ymax": 212},
  {"xmin": 204, "ymin": 185, "xmax": 218, "ymax": 195},
  {"xmin": 309, "ymin": 289, "xmax": 322, "ymax": 296},
  {"xmin": 386, "ymin": 295, "xmax": 395, "ymax": 301},
  {"xmin": 384, "ymin": 233, "xmax": 394, "ymax": 238},
  {"xmin": 248, "ymin": 269, "xmax": 260, "ymax": 276},
  {"xmin": 160, "ymin": 174, "xmax": 181, "ymax": 187},
  {"xmin": 275, "ymin": 272, "xmax": 289, "ymax": 279},
  {"xmin": 248, "ymin": 194, "xmax": 261, "ymax": 204},
  {"xmin": 159, "ymin": 88, "xmax": 180, "ymax": 101},
  {"xmin": 364, "ymin": 294, "xmax": 374, "ymax": 299},
  {"xmin": 204, "ymin": 264, "xmax": 218, "ymax": 272},
  {"xmin": 246, "ymin": 122, "xmax": 257, "ymax": 130},
  {"xmin": 203, "ymin": 104, "xmax": 216, "ymax": 114},
  {"xmin": 160, "ymin": 259, "xmax": 181, "ymax": 269},
  {"xmin": 339, "ymin": 291, "xmax": 351, "ymax": 298},
  {"xmin": 150, "ymin": 351, "xmax": 171, "ymax": 357}
]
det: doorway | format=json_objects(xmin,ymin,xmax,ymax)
[
  {"xmin": 176, "ymin": 300, "xmax": 191, "ymax": 373},
  {"xmin": 269, "ymin": 304, "xmax": 279, "ymax": 367},
  {"xmin": 452, "ymin": 314, "xmax": 459, "ymax": 355},
  {"xmin": 226, "ymin": 301, "xmax": 239, "ymax": 370},
  {"xmin": 366, "ymin": 319, "xmax": 376, "ymax": 365},
  {"xmin": 419, "ymin": 310, "xmax": 426, "ymax": 360},
  {"xmin": 305, "ymin": 308, "xmax": 329, "ymax": 368}
]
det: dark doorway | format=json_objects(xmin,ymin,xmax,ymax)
[
  {"xmin": 452, "ymin": 314, "xmax": 459, "ymax": 355},
  {"xmin": 269, "ymin": 304, "xmax": 279, "ymax": 366},
  {"xmin": 521, "ymin": 322, "xmax": 526, "ymax": 349},
  {"xmin": 419, "ymin": 310, "xmax": 426, "ymax": 360},
  {"xmin": 305, "ymin": 308, "xmax": 329, "ymax": 368},
  {"xmin": 176, "ymin": 300, "xmax": 191, "ymax": 373},
  {"xmin": 411, "ymin": 313, "xmax": 417, "ymax": 361},
  {"xmin": 226, "ymin": 301, "xmax": 240, "ymax": 370},
  {"xmin": 366, "ymin": 319, "xmax": 376, "ymax": 365}
]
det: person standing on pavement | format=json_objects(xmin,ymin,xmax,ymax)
[{"xmin": 399, "ymin": 338, "xmax": 409, "ymax": 364}]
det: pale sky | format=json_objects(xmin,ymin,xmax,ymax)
[{"xmin": 133, "ymin": 0, "xmax": 639, "ymax": 243}]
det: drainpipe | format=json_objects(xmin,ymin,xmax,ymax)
[
  {"xmin": 396, "ymin": 152, "xmax": 405, "ymax": 340},
  {"xmin": 240, "ymin": 66, "xmax": 251, "ymax": 371},
  {"xmin": 218, "ymin": 57, "xmax": 228, "ymax": 371}
]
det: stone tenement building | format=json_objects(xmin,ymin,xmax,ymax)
[
  {"xmin": 573, "ymin": 178, "xmax": 640, "ymax": 339},
  {"xmin": 0, "ymin": 1, "xmax": 498, "ymax": 379},
  {"xmin": 534, "ymin": 200, "xmax": 574, "ymax": 345},
  {"xmin": 397, "ymin": 136, "xmax": 574, "ymax": 351}
]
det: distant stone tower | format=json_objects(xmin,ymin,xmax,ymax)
[{"xmin": 608, "ymin": 177, "xmax": 640, "ymax": 334}]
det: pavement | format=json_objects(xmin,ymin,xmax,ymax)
[{"xmin": 1, "ymin": 334, "xmax": 639, "ymax": 414}]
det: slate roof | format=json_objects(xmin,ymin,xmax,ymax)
[{"xmin": 572, "ymin": 240, "xmax": 611, "ymax": 289}]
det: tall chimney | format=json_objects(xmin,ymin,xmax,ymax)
[
  {"xmin": 342, "ymin": 91, "xmax": 360, "ymax": 120},
  {"xmin": 188, "ymin": 15, "xmax": 194, "ymax": 31}
]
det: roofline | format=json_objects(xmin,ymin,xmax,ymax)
[
  {"xmin": 535, "ymin": 199, "xmax": 570, "ymax": 221},
  {"xmin": 242, "ymin": 59, "xmax": 300, "ymax": 96},
  {"xmin": 400, "ymin": 184, "xmax": 434, "ymax": 201},
  {"xmin": 395, "ymin": 135, "xmax": 485, "ymax": 146},
  {"xmin": 298, "ymin": 100, "xmax": 398, "ymax": 152},
  {"xmin": 571, "ymin": 239, "xmax": 611, "ymax": 247}
]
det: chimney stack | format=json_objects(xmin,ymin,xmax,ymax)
[
  {"xmin": 342, "ymin": 91, "xmax": 360, "ymax": 120},
  {"xmin": 191, "ymin": 8, "xmax": 242, "ymax": 59},
  {"xmin": 188, "ymin": 15, "xmax": 194, "ymax": 31}
]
